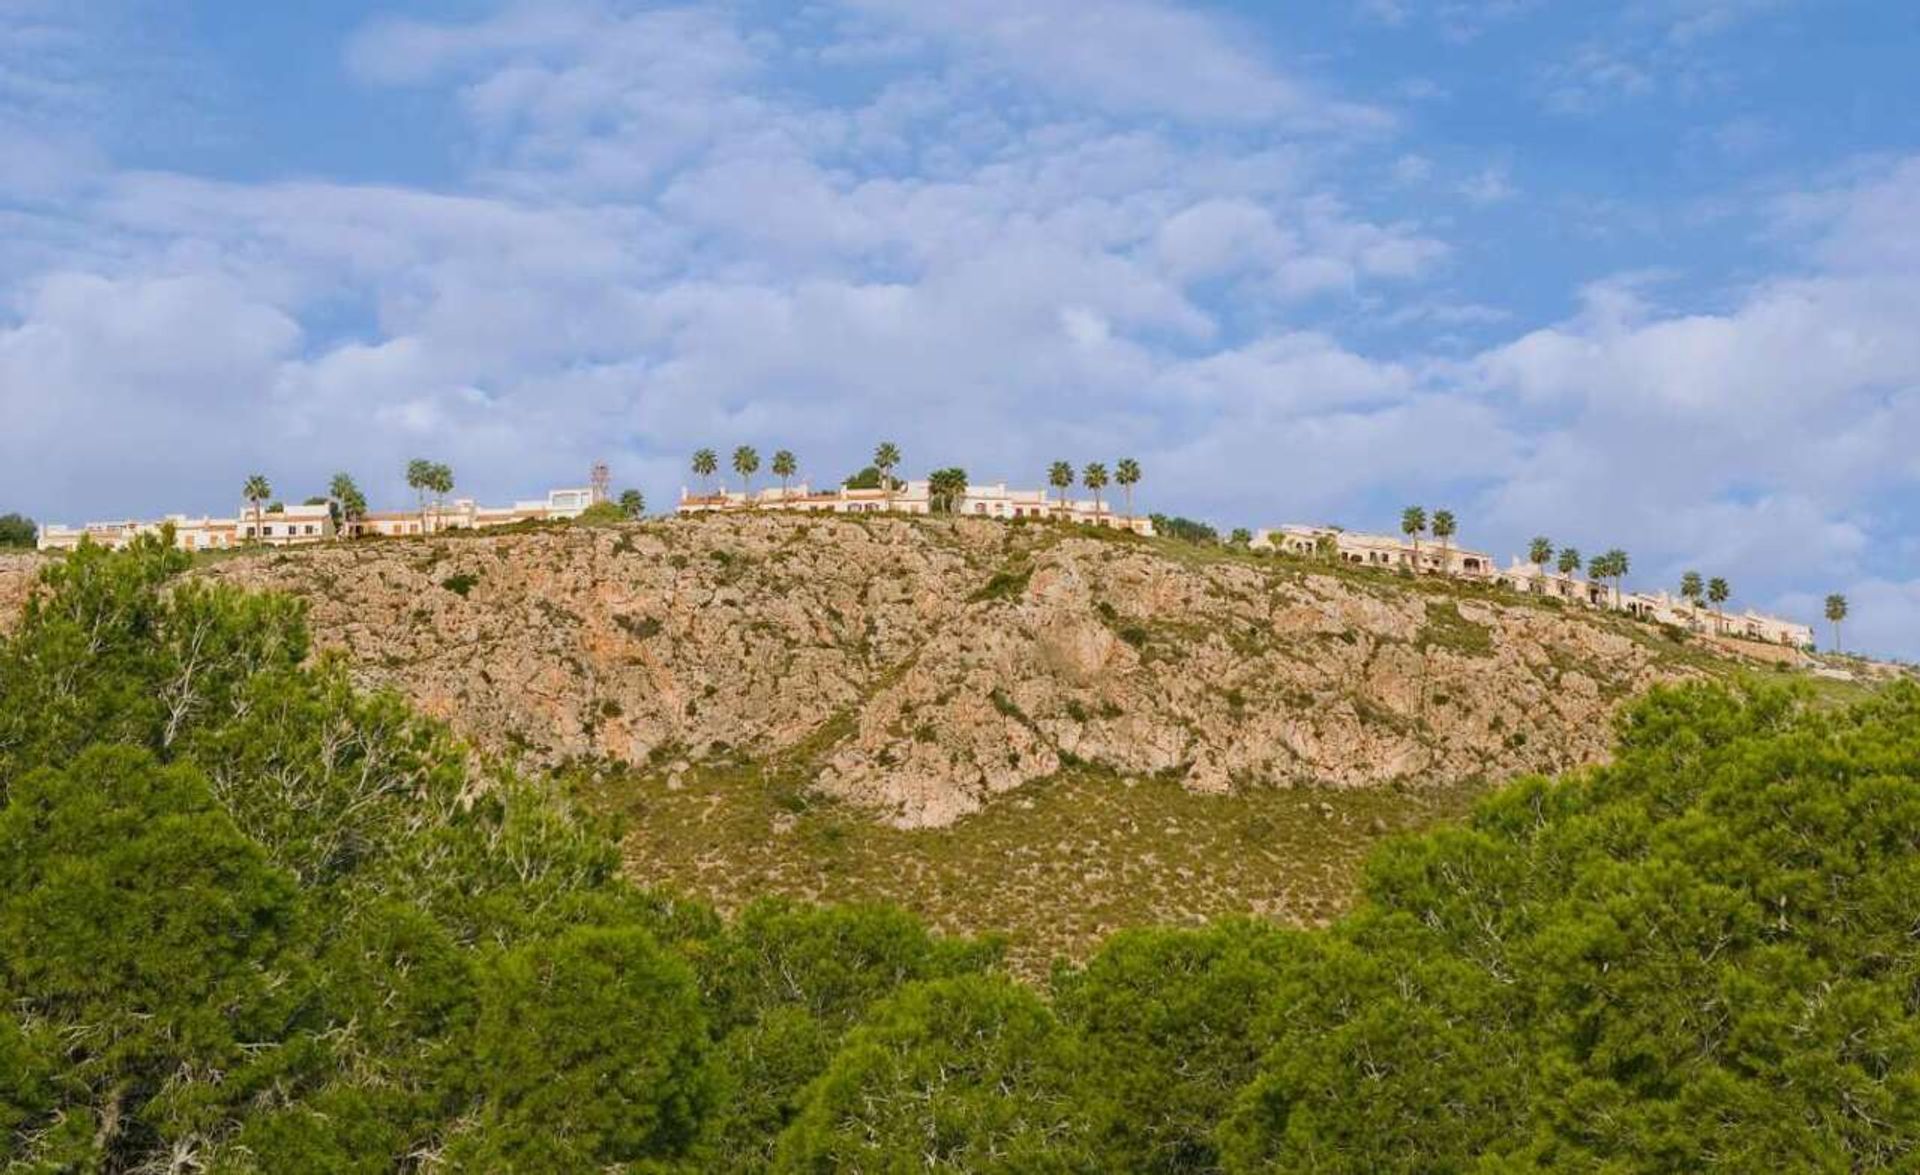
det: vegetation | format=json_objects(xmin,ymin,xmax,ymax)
[
  {"xmin": 928, "ymin": 467, "xmax": 969, "ymax": 513},
  {"xmin": 1082, "ymin": 461, "xmax": 1109, "ymax": 519},
  {"xmin": 1709, "ymin": 574, "xmax": 1732, "ymax": 630},
  {"xmin": 1828, "ymin": 592, "xmax": 1850, "ymax": 651},
  {"xmin": 840, "ymin": 466, "xmax": 899, "ymax": 491},
  {"xmin": 1430, "ymin": 507, "xmax": 1456, "ymax": 563},
  {"xmin": 0, "ymin": 512, "xmax": 34, "ymax": 548},
  {"xmin": 692, "ymin": 448, "xmax": 719, "ymax": 495},
  {"xmin": 1400, "ymin": 505, "xmax": 1426, "ymax": 567},
  {"xmin": 328, "ymin": 472, "xmax": 367, "ymax": 532},
  {"xmin": 1049, "ymin": 459, "xmax": 1075, "ymax": 508},
  {"xmin": 1115, "ymin": 457, "xmax": 1142, "ymax": 518},
  {"xmin": 4, "ymin": 539, "xmax": 1915, "ymax": 1171},
  {"xmin": 733, "ymin": 445, "xmax": 760, "ymax": 499},
  {"xmin": 405, "ymin": 458, "xmax": 454, "ymax": 530},
  {"xmin": 770, "ymin": 450, "xmax": 797, "ymax": 499},
  {"xmin": 619, "ymin": 488, "xmax": 646, "ymax": 518},
  {"xmin": 873, "ymin": 441, "xmax": 901, "ymax": 509},
  {"xmin": 1150, "ymin": 513, "xmax": 1219, "ymax": 546},
  {"xmin": 241, "ymin": 472, "xmax": 271, "ymax": 542},
  {"xmin": 574, "ymin": 501, "xmax": 630, "ymax": 526}
]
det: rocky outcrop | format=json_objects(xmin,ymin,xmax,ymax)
[
  {"xmin": 0, "ymin": 553, "xmax": 46, "ymax": 634},
  {"xmin": 180, "ymin": 514, "xmax": 1697, "ymax": 828}
]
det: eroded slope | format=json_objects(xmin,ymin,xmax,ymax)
[{"xmin": 194, "ymin": 514, "xmax": 1695, "ymax": 827}]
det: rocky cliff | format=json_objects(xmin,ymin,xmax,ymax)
[{"xmin": 164, "ymin": 514, "xmax": 1706, "ymax": 828}]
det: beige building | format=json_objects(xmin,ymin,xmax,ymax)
[
  {"xmin": 1252, "ymin": 527, "xmax": 1814, "ymax": 650},
  {"xmin": 1252, "ymin": 524, "xmax": 1496, "ymax": 577},
  {"xmin": 39, "ymin": 486, "xmax": 598, "ymax": 552},
  {"xmin": 678, "ymin": 479, "xmax": 1154, "ymax": 535},
  {"xmin": 39, "ymin": 504, "xmax": 333, "ymax": 553},
  {"xmin": 354, "ymin": 487, "xmax": 599, "ymax": 537},
  {"xmin": 1499, "ymin": 559, "xmax": 1812, "ymax": 648}
]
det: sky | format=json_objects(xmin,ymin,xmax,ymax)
[{"xmin": 2, "ymin": 1, "xmax": 1918, "ymax": 656}]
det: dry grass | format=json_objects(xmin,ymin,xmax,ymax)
[{"xmin": 577, "ymin": 758, "xmax": 1482, "ymax": 980}]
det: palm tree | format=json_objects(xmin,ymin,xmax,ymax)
[
  {"xmin": 1430, "ymin": 509, "xmax": 1457, "ymax": 572},
  {"xmin": 1680, "ymin": 570, "xmax": 1703, "ymax": 607},
  {"xmin": 1082, "ymin": 462, "xmax": 1109, "ymax": 523},
  {"xmin": 873, "ymin": 441, "xmax": 901, "ymax": 510},
  {"xmin": 618, "ymin": 489, "xmax": 645, "ymax": 518},
  {"xmin": 1314, "ymin": 533, "xmax": 1338, "ymax": 562},
  {"xmin": 328, "ymin": 472, "xmax": 367, "ymax": 537},
  {"xmin": 771, "ymin": 450, "xmax": 798, "ymax": 500},
  {"xmin": 691, "ymin": 449, "xmax": 718, "ymax": 498},
  {"xmin": 1527, "ymin": 536, "xmax": 1553, "ymax": 594},
  {"xmin": 242, "ymin": 474, "xmax": 272, "ymax": 544},
  {"xmin": 1115, "ymin": 458, "xmax": 1141, "ymax": 520},
  {"xmin": 928, "ymin": 468, "xmax": 968, "ymax": 513},
  {"xmin": 428, "ymin": 463, "xmax": 455, "ymax": 531},
  {"xmin": 1048, "ymin": 461, "xmax": 1075, "ymax": 516},
  {"xmin": 1400, "ymin": 506, "xmax": 1426, "ymax": 573},
  {"xmin": 1825, "ymin": 593, "xmax": 1848, "ymax": 653},
  {"xmin": 733, "ymin": 446, "xmax": 760, "ymax": 503},
  {"xmin": 1707, "ymin": 576, "xmax": 1730, "ymax": 634},
  {"xmin": 1556, "ymin": 547, "xmax": 1582, "ymax": 601},
  {"xmin": 406, "ymin": 458, "xmax": 434, "ymax": 531},
  {"xmin": 1593, "ymin": 548, "xmax": 1629, "ymax": 607}
]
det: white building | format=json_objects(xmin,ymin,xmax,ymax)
[
  {"xmin": 678, "ymin": 479, "xmax": 1154, "ymax": 535},
  {"xmin": 39, "ymin": 487, "xmax": 598, "ymax": 551}
]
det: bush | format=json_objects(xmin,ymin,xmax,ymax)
[
  {"xmin": 573, "ymin": 501, "xmax": 628, "ymax": 526},
  {"xmin": 0, "ymin": 512, "xmax": 34, "ymax": 548}
]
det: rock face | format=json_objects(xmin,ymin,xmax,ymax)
[
  {"xmin": 181, "ymin": 514, "xmax": 1692, "ymax": 828},
  {"xmin": 0, "ymin": 553, "xmax": 46, "ymax": 634}
]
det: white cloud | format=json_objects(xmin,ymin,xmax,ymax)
[
  {"xmin": 1, "ymin": 0, "xmax": 1915, "ymax": 661},
  {"xmin": 842, "ymin": 0, "xmax": 1387, "ymax": 129}
]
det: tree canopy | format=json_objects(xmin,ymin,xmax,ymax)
[{"xmin": 0, "ymin": 512, "xmax": 35, "ymax": 548}]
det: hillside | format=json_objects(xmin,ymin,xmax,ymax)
[
  {"xmin": 6, "ymin": 517, "xmax": 1812, "ymax": 967},
  {"xmin": 181, "ymin": 513, "xmax": 1715, "ymax": 819}
]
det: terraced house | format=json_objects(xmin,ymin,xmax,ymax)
[
  {"xmin": 1253, "ymin": 523, "xmax": 1813, "ymax": 650},
  {"xmin": 678, "ymin": 479, "xmax": 1156, "ymax": 535},
  {"xmin": 37, "ymin": 487, "xmax": 598, "ymax": 551}
]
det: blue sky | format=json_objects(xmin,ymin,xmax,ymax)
[{"xmin": 3, "ymin": 0, "xmax": 1918, "ymax": 655}]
